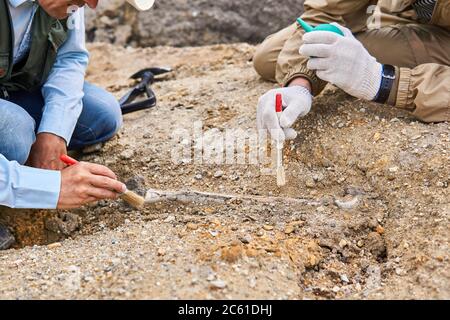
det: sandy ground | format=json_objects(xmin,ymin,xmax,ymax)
[{"xmin": 0, "ymin": 43, "xmax": 448, "ymax": 299}]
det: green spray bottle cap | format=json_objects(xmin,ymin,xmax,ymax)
[{"xmin": 297, "ymin": 17, "xmax": 344, "ymax": 36}]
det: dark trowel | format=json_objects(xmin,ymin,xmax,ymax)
[{"xmin": 119, "ymin": 67, "xmax": 172, "ymax": 115}]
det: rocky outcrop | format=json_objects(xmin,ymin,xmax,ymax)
[{"xmin": 85, "ymin": 0, "xmax": 304, "ymax": 47}]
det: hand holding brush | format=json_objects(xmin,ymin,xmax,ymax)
[{"xmin": 60, "ymin": 155, "xmax": 145, "ymax": 209}]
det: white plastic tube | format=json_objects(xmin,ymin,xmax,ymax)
[{"xmin": 126, "ymin": 0, "xmax": 155, "ymax": 11}]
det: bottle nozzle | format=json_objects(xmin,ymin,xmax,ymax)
[{"xmin": 297, "ymin": 17, "xmax": 314, "ymax": 33}]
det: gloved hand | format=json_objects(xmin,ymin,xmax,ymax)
[
  {"xmin": 257, "ymin": 86, "xmax": 312, "ymax": 143},
  {"xmin": 299, "ymin": 23, "xmax": 382, "ymax": 101}
]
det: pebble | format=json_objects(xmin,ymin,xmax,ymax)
[
  {"xmin": 317, "ymin": 206, "xmax": 326, "ymax": 213},
  {"xmin": 210, "ymin": 280, "xmax": 227, "ymax": 289},
  {"xmin": 194, "ymin": 174, "xmax": 203, "ymax": 180},
  {"xmin": 388, "ymin": 166, "xmax": 399, "ymax": 173},
  {"xmin": 209, "ymin": 230, "xmax": 219, "ymax": 237},
  {"xmin": 335, "ymin": 197, "xmax": 359, "ymax": 210},
  {"xmin": 373, "ymin": 132, "xmax": 381, "ymax": 142},
  {"xmin": 256, "ymin": 230, "xmax": 265, "ymax": 237},
  {"xmin": 339, "ymin": 239, "xmax": 348, "ymax": 248},
  {"xmin": 164, "ymin": 215, "xmax": 176, "ymax": 223},
  {"xmin": 395, "ymin": 268, "xmax": 406, "ymax": 276},
  {"xmin": 263, "ymin": 225, "xmax": 274, "ymax": 231},
  {"xmin": 305, "ymin": 178, "xmax": 315, "ymax": 188},
  {"xmin": 357, "ymin": 240, "xmax": 364, "ymax": 248},
  {"xmin": 47, "ymin": 242, "xmax": 62, "ymax": 249},
  {"xmin": 239, "ymin": 234, "xmax": 252, "ymax": 244},
  {"xmin": 157, "ymin": 248, "xmax": 166, "ymax": 256},
  {"xmin": 214, "ymin": 170, "xmax": 224, "ymax": 178},
  {"xmin": 284, "ymin": 226, "xmax": 295, "ymax": 235},
  {"xmin": 340, "ymin": 274, "xmax": 350, "ymax": 283},
  {"xmin": 120, "ymin": 149, "xmax": 134, "ymax": 160},
  {"xmin": 186, "ymin": 223, "xmax": 199, "ymax": 230}
]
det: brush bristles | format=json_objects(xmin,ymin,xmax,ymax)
[{"xmin": 120, "ymin": 190, "xmax": 145, "ymax": 208}]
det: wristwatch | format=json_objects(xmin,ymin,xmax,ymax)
[{"xmin": 373, "ymin": 64, "xmax": 396, "ymax": 104}]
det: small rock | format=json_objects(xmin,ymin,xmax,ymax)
[
  {"xmin": 357, "ymin": 240, "xmax": 364, "ymax": 248},
  {"xmin": 210, "ymin": 280, "xmax": 227, "ymax": 290},
  {"xmin": 239, "ymin": 234, "xmax": 252, "ymax": 244},
  {"xmin": 317, "ymin": 206, "xmax": 326, "ymax": 213},
  {"xmin": 230, "ymin": 174, "xmax": 240, "ymax": 181},
  {"xmin": 305, "ymin": 178, "xmax": 315, "ymax": 188},
  {"xmin": 120, "ymin": 149, "xmax": 134, "ymax": 160},
  {"xmin": 335, "ymin": 196, "xmax": 359, "ymax": 210},
  {"xmin": 373, "ymin": 132, "xmax": 381, "ymax": 142},
  {"xmin": 340, "ymin": 274, "xmax": 350, "ymax": 283},
  {"xmin": 256, "ymin": 230, "xmax": 264, "ymax": 237},
  {"xmin": 388, "ymin": 166, "xmax": 399, "ymax": 173},
  {"xmin": 125, "ymin": 175, "xmax": 146, "ymax": 196},
  {"xmin": 186, "ymin": 223, "xmax": 199, "ymax": 230},
  {"xmin": 376, "ymin": 225, "xmax": 385, "ymax": 235},
  {"xmin": 164, "ymin": 215, "xmax": 176, "ymax": 223},
  {"xmin": 339, "ymin": 239, "xmax": 348, "ymax": 248},
  {"xmin": 263, "ymin": 225, "xmax": 274, "ymax": 231},
  {"xmin": 395, "ymin": 268, "xmax": 406, "ymax": 276},
  {"xmin": 47, "ymin": 242, "xmax": 62, "ymax": 249},
  {"xmin": 332, "ymin": 286, "xmax": 340, "ymax": 293},
  {"xmin": 214, "ymin": 170, "xmax": 224, "ymax": 178},
  {"xmin": 157, "ymin": 248, "xmax": 166, "ymax": 256},
  {"xmin": 284, "ymin": 225, "xmax": 295, "ymax": 235},
  {"xmin": 209, "ymin": 230, "xmax": 219, "ymax": 237},
  {"xmin": 194, "ymin": 174, "xmax": 203, "ymax": 180}
]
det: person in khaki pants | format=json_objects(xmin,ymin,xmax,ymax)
[{"xmin": 254, "ymin": 0, "xmax": 450, "ymax": 143}]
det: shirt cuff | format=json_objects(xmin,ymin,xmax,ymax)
[
  {"xmin": 12, "ymin": 163, "xmax": 61, "ymax": 209},
  {"xmin": 37, "ymin": 102, "xmax": 82, "ymax": 144}
]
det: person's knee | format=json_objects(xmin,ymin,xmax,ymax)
[
  {"xmin": 253, "ymin": 41, "xmax": 276, "ymax": 81},
  {"xmin": 103, "ymin": 98, "xmax": 123, "ymax": 138},
  {"xmin": 86, "ymin": 86, "xmax": 123, "ymax": 140},
  {"xmin": 0, "ymin": 101, "xmax": 35, "ymax": 164}
]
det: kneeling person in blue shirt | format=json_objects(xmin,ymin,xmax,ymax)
[{"xmin": 0, "ymin": 0, "xmax": 126, "ymax": 248}]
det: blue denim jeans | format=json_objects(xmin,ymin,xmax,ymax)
[{"xmin": 0, "ymin": 82, "xmax": 122, "ymax": 165}]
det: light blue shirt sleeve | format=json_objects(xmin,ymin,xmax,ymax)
[
  {"xmin": 0, "ymin": 155, "xmax": 61, "ymax": 209},
  {"xmin": 38, "ymin": 8, "xmax": 89, "ymax": 144}
]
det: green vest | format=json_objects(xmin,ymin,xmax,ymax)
[{"xmin": 0, "ymin": 0, "xmax": 68, "ymax": 92}]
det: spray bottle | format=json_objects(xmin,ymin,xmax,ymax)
[{"xmin": 296, "ymin": 17, "xmax": 344, "ymax": 36}]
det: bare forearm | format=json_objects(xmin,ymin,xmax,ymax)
[{"xmin": 288, "ymin": 77, "xmax": 312, "ymax": 93}]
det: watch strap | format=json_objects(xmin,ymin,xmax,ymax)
[{"xmin": 374, "ymin": 64, "xmax": 395, "ymax": 104}]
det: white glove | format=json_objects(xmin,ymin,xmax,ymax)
[
  {"xmin": 257, "ymin": 86, "xmax": 312, "ymax": 143},
  {"xmin": 299, "ymin": 23, "xmax": 382, "ymax": 101}
]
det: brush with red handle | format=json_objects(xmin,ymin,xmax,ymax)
[
  {"xmin": 60, "ymin": 154, "xmax": 145, "ymax": 209},
  {"xmin": 275, "ymin": 93, "xmax": 286, "ymax": 187}
]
